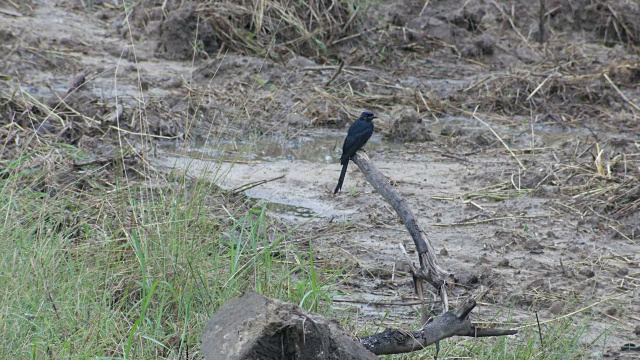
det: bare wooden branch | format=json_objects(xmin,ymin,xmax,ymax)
[
  {"xmin": 359, "ymin": 298, "xmax": 518, "ymax": 355},
  {"xmin": 347, "ymin": 151, "xmax": 517, "ymax": 356},
  {"xmin": 352, "ymin": 152, "xmax": 449, "ymax": 305},
  {"xmin": 538, "ymin": 0, "xmax": 546, "ymax": 44}
]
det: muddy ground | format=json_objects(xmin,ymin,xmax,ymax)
[{"xmin": 1, "ymin": 0, "xmax": 639, "ymax": 357}]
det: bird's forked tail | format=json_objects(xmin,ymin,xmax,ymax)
[{"xmin": 334, "ymin": 163, "xmax": 348, "ymax": 194}]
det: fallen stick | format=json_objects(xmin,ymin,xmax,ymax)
[
  {"xmin": 360, "ymin": 298, "xmax": 518, "ymax": 355},
  {"xmin": 231, "ymin": 174, "xmax": 286, "ymax": 194}
]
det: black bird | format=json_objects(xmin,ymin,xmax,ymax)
[{"xmin": 334, "ymin": 111, "xmax": 377, "ymax": 194}]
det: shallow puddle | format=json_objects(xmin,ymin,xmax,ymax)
[
  {"xmin": 162, "ymin": 129, "xmax": 401, "ymax": 163},
  {"xmin": 156, "ymin": 130, "xmax": 406, "ymax": 220},
  {"xmin": 154, "ymin": 118, "xmax": 621, "ymax": 222}
]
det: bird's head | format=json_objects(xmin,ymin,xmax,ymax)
[{"xmin": 360, "ymin": 110, "xmax": 378, "ymax": 122}]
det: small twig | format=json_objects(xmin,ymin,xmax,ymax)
[
  {"xmin": 594, "ymin": 143, "xmax": 605, "ymax": 176},
  {"xmin": 231, "ymin": 175, "xmax": 285, "ymax": 194},
  {"xmin": 472, "ymin": 107, "xmax": 527, "ymax": 171},
  {"xmin": 44, "ymin": 281, "xmax": 61, "ymax": 320},
  {"xmin": 418, "ymin": 0, "xmax": 430, "ymax": 17},
  {"xmin": 603, "ymin": 73, "xmax": 640, "ymax": 112},
  {"xmin": 433, "ymin": 214, "xmax": 549, "ymax": 227},
  {"xmin": 17, "ymin": 87, "xmax": 66, "ymax": 127},
  {"xmin": 45, "ymin": 83, "xmax": 95, "ymax": 127},
  {"xmin": 438, "ymin": 152, "xmax": 471, "ymax": 163},
  {"xmin": 0, "ymin": 7, "xmax": 22, "ymax": 17},
  {"xmin": 324, "ymin": 60, "xmax": 344, "ymax": 87},
  {"xmin": 108, "ymin": 125, "xmax": 179, "ymax": 139},
  {"xmin": 515, "ymin": 289, "xmax": 633, "ymax": 329},
  {"xmin": 302, "ymin": 65, "xmax": 371, "ymax": 72},
  {"xmin": 535, "ymin": 311, "xmax": 544, "ymax": 350},
  {"xmin": 526, "ymin": 73, "xmax": 553, "ymax": 101},
  {"xmin": 329, "ymin": 26, "xmax": 379, "ymax": 46},
  {"xmin": 489, "ymin": 0, "xmax": 537, "ymax": 52},
  {"xmin": 398, "ymin": 242, "xmax": 414, "ymax": 269},
  {"xmin": 608, "ymin": 225, "xmax": 639, "ymax": 247},
  {"xmin": 416, "ymin": 90, "xmax": 433, "ymax": 117},
  {"xmin": 332, "ymin": 298, "xmax": 425, "ymax": 306}
]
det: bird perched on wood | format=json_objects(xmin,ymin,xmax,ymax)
[{"xmin": 334, "ymin": 110, "xmax": 377, "ymax": 194}]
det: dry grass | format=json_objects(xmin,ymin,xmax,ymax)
[
  {"xmin": 583, "ymin": 0, "xmax": 640, "ymax": 46},
  {"xmin": 0, "ymin": 82, "xmax": 145, "ymax": 244},
  {"xmin": 557, "ymin": 164, "xmax": 639, "ymax": 220},
  {"xmin": 0, "ymin": 0, "xmax": 34, "ymax": 14},
  {"xmin": 458, "ymin": 63, "xmax": 640, "ymax": 130},
  {"xmin": 193, "ymin": 0, "xmax": 362, "ymax": 59}
]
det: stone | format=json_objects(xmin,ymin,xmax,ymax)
[
  {"xmin": 456, "ymin": 271, "xmax": 478, "ymax": 286},
  {"xmin": 200, "ymin": 291, "xmax": 376, "ymax": 360},
  {"xmin": 579, "ymin": 268, "xmax": 595, "ymax": 278},
  {"xmin": 497, "ymin": 258, "xmax": 509, "ymax": 267},
  {"xmin": 386, "ymin": 108, "xmax": 435, "ymax": 142},
  {"xmin": 548, "ymin": 301, "xmax": 565, "ymax": 315}
]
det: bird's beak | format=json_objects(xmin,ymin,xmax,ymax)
[{"xmin": 373, "ymin": 115, "xmax": 378, "ymax": 119}]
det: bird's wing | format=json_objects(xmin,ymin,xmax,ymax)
[
  {"xmin": 356, "ymin": 126, "xmax": 374, "ymax": 140},
  {"xmin": 343, "ymin": 134, "xmax": 357, "ymax": 149},
  {"xmin": 341, "ymin": 135, "xmax": 357, "ymax": 161}
]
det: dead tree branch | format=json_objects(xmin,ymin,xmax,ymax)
[
  {"xmin": 359, "ymin": 298, "xmax": 518, "ymax": 355},
  {"xmin": 352, "ymin": 152, "xmax": 449, "ymax": 309},
  {"xmin": 350, "ymin": 152, "xmax": 517, "ymax": 356}
]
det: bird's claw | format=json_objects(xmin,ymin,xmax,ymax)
[{"xmin": 359, "ymin": 149, "xmax": 371, "ymax": 162}]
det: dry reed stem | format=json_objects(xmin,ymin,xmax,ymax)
[
  {"xmin": 515, "ymin": 289, "xmax": 634, "ymax": 330},
  {"xmin": 471, "ymin": 107, "xmax": 526, "ymax": 171}
]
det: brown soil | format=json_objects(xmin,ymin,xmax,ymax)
[{"xmin": 1, "ymin": 0, "xmax": 639, "ymax": 356}]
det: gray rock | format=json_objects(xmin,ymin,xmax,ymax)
[
  {"xmin": 524, "ymin": 239, "xmax": 543, "ymax": 254},
  {"xmin": 386, "ymin": 108, "xmax": 435, "ymax": 142},
  {"xmin": 497, "ymin": 258, "xmax": 509, "ymax": 267},
  {"xmin": 461, "ymin": 34, "xmax": 495, "ymax": 58},
  {"xmin": 406, "ymin": 16, "xmax": 456, "ymax": 44},
  {"xmin": 579, "ymin": 268, "xmax": 595, "ymax": 278},
  {"xmin": 287, "ymin": 56, "xmax": 317, "ymax": 68},
  {"xmin": 455, "ymin": 271, "xmax": 478, "ymax": 286},
  {"xmin": 548, "ymin": 301, "xmax": 566, "ymax": 315},
  {"xmin": 200, "ymin": 291, "xmax": 377, "ymax": 360}
]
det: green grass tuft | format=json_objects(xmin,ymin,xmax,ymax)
[{"xmin": 0, "ymin": 155, "xmax": 334, "ymax": 358}]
